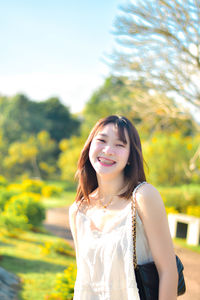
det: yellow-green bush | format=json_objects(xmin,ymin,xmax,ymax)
[
  {"xmin": 21, "ymin": 178, "xmax": 44, "ymax": 193},
  {"xmin": 58, "ymin": 136, "xmax": 84, "ymax": 189},
  {"xmin": 143, "ymin": 132, "xmax": 200, "ymax": 185},
  {"xmin": 4, "ymin": 193, "xmax": 45, "ymax": 229},
  {"xmin": 165, "ymin": 206, "xmax": 179, "ymax": 215},
  {"xmin": 42, "ymin": 185, "xmax": 63, "ymax": 198},
  {"xmin": 46, "ymin": 263, "xmax": 77, "ymax": 300},
  {"xmin": 159, "ymin": 185, "xmax": 200, "ymax": 213},
  {"xmin": 0, "ymin": 188, "xmax": 16, "ymax": 210},
  {"xmin": 0, "ymin": 175, "xmax": 7, "ymax": 187},
  {"xmin": 6, "ymin": 183, "xmax": 23, "ymax": 194},
  {"xmin": 186, "ymin": 206, "xmax": 200, "ymax": 217},
  {"xmin": 0, "ymin": 211, "xmax": 29, "ymax": 231},
  {"xmin": 41, "ymin": 240, "xmax": 75, "ymax": 257}
]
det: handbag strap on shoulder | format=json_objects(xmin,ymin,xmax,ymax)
[{"xmin": 131, "ymin": 181, "xmax": 147, "ymax": 269}]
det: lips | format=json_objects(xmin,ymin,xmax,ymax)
[{"xmin": 97, "ymin": 156, "xmax": 116, "ymax": 166}]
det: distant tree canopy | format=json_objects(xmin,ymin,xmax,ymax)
[
  {"xmin": 0, "ymin": 94, "xmax": 81, "ymax": 179},
  {"xmin": 0, "ymin": 94, "xmax": 80, "ymax": 143},
  {"xmin": 82, "ymin": 75, "xmax": 197, "ymax": 138},
  {"xmin": 0, "ymin": 75, "xmax": 199, "ymax": 184},
  {"xmin": 38, "ymin": 97, "xmax": 80, "ymax": 142},
  {"xmin": 111, "ymin": 0, "xmax": 200, "ymax": 110}
]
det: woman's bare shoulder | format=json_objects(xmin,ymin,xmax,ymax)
[
  {"xmin": 69, "ymin": 201, "xmax": 79, "ymax": 216},
  {"xmin": 136, "ymin": 183, "xmax": 164, "ymax": 210}
]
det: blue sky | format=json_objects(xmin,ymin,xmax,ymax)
[{"xmin": 0, "ymin": 0, "xmax": 127, "ymax": 113}]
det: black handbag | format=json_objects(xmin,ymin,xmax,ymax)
[{"xmin": 132, "ymin": 182, "xmax": 186, "ymax": 300}]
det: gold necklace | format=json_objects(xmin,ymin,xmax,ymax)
[{"xmin": 98, "ymin": 196, "xmax": 114, "ymax": 210}]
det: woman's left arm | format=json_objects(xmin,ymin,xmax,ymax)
[{"xmin": 136, "ymin": 184, "xmax": 178, "ymax": 300}]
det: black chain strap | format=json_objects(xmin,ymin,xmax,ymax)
[{"xmin": 131, "ymin": 181, "xmax": 147, "ymax": 270}]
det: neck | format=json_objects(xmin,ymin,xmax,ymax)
[{"xmin": 97, "ymin": 174, "xmax": 126, "ymax": 199}]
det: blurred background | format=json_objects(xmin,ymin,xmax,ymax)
[{"xmin": 0, "ymin": 0, "xmax": 199, "ymax": 299}]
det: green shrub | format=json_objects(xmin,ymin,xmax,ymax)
[
  {"xmin": 21, "ymin": 178, "xmax": 44, "ymax": 193},
  {"xmin": 165, "ymin": 206, "xmax": 179, "ymax": 215},
  {"xmin": 42, "ymin": 185, "xmax": 63, "ymax": 198},
  {"xmin": 46, "ymin": 263, "xmax": 77, "ymax": 300},
  {"xmin": 45, "ymin": 295, "xmax": 63, "ymax": 300},
  {"xmin": 160, "ymin": 189, "xmax": 187, "ymax": 212},
  {"xmin": 0, "ymin": 188, "xmax": 16, "ymax": 210},
  {"xmin": 0, "ymin": 210, "xmax": 30, "ymax": 231},
  {"xmin": 143, "ymin": 132, "xmax": 200, "ymax": 185},
  {"xmin": 186, "ymin": 206, "xmax": 200, "ymax": 217},
  {"xmin": 41, "ymin": 240, "xmax": 75, "ymax": 257},
  {"xmin": 0, "ymin": 175, "xmax": 7, "ymax": 187},
  {"xmin": 4, "ymin": 193, "xmax": 45, "ymax": 228},
  {"xmin": 6, "ymin": 183, "xmax": 23, "ymax": 194},
  {"xmin": 159, "ymin": 185, "xmax": 200, "ymax": 213}
]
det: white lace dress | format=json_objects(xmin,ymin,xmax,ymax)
[{"xmin": 69, "ymin": 199, "xmax": 153, "ymax": 300}]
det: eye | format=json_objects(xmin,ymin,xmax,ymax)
[
  {"xmin": 97, "ymin": 139, "xmax": 106, "ymax": 143},
  {"xmin": 116, "ymin": 143, "xmax": 125, "ymax": 147}
]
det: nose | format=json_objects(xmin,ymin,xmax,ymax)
[{"xmin": 102, "ymin": 145, "xmax": 115, "ymax": 155}]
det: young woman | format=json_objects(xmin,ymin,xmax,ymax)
[{"xmin": 69, "ymin": 115, "xmax": 178, "ymax": 300}]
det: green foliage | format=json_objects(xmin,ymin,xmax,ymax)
[
  {"xmin": 6, "ymin": 179, "xmax": 45, "ymax": 195},
  {"xmin": 0, "ymin": 94, "xmax": 81, "ymax": 180},
  {"xmin": 0, "ymin": 94, "xmax": 80, "ymax": 144},
  {"xmin": 58, "ymin": 136, "xmax": 84, "ymax": 187},
  {"xmin": 36, "ymin": 130, "xmax": 58, "ymax": 179},
  {"xmin": 21, "ymin": 178, "xmax": 44, "ymax": 193},
  {"xmin": 82, "ymin": 76, "xmax": 137, "ymax": 135},
  {"xmin": 46, "ymin": 263, "xmax": 77, "ymax": 300},
  {"xmin": 186, "ymin": 206, "xmax": 200, "ymax": 217},
  {"xmin": 165, "ymin": 206, "xmax": 179, "ymax": 215},
  {"xmin": 82, "ymin": 75, "xmax": 197, "ymax": 139},
  {"xmin": 3, "ymin": 132, "xmax": 58, "ymax": 179},
  {"xmin": 42, "ymin": 191, "xmax": 76, "ymax": 209},
  {"xmin": 0, "ymin": 230, "xmax": 76, "ymax": 300},
  {"xmin": 41, "ymin": 240, "xmax": 75, "ymax": 257},
  {"xmin": 159, "ymin": 185, "xmax": 200, "ymax": 213},
  {"xmin": 0, "ymin": 211, "xmax": 30, "ymax": 231},
  {"xmin": 38, "ymin": 97, "xmax": 81, "ymax": 142},
  {"xmin": 144, "ymin": 132, "xmax": 200, "ymax": 185},
  {"xmin": 0, "ymin": 175, "xmax": 7, "ymax": 186},
  {"xmin": 0, "ymin": 188, "xmax": 16, "ymax": 210},
  {"xmin": 4, "ymin": 193, "xmax": 45, "ymax": 229},
  {"xmin": 41, "ymin": 185, "xmax": 63, "ymax": 198}
]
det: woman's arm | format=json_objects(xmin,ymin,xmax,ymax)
[
  {"xmin": 68, "ymin": 202, "xmax": 79, "ymax": 258},
  {"xmin": 136, "ymin": 183, "xmax": 178, "ymax": 300}
]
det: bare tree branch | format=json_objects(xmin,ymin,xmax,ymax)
[{"xmin": 111, "ymin": 0, "xmax": 200, "ymax": 109}]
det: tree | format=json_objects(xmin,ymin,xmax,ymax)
[
  {"xmin": 143, "ymin": 131, "xmax": 200, "ymax": 185},
  {"xmin": 3, "ymin": 131, "xmax": 57, "ymax": 179},
  {"xmin": 58, "ymin": 136, "xmax": 85, "ymax": 188},
  {"xmin": 111, "ymin": 0, "xmax": 200, "ymax": 110},
  {"xmin": 82, "ymin": 75, "xmax": 196, "ymax": 138},
  {"xmin": 38, "ymin": 97, "xmax": 81, "ymax": 142},
  {"xmin": 0, "ymin": 94, "xmax": 81, "ymax": 144},
  {"xmin": 82, "ymin": 76, "xmax": 132, "ymax": 131}
]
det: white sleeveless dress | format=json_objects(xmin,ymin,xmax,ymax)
[{"xmin": 69, "ymin": 199, "xmax": 153, "ymax": 300}]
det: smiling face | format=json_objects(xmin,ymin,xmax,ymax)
[{"xmin": 89, "ymin": 123, "xmax": 130, "ymax": 180}]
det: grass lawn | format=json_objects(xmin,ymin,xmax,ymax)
[
  {"xmin": 173, "ymin": 237, "xmax": 200, "ymax": 253},
  {"xmin": 42, "ymin": 191, "xmax": 76, "ymax": 209},
  {"xmin": 0, "ymin": 229, "xmax": 76, "ymax": 300}
]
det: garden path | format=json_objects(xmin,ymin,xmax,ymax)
[{"xmin": 44, "ymin": 206, "xmax": 200, "ymax": 300}]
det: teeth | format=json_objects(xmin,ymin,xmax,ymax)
[{"xmin": 98, "ymin": 157, "xmax": 115, "ymax": 165}]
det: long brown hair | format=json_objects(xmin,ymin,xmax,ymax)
[{"xmin": 75, "ymin": 115, "xmax": 146, "ymax": 205}]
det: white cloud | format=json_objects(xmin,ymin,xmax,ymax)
[{"xmin": 0, "ymin": 69, "xmax": 108, "ymax": 112}]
